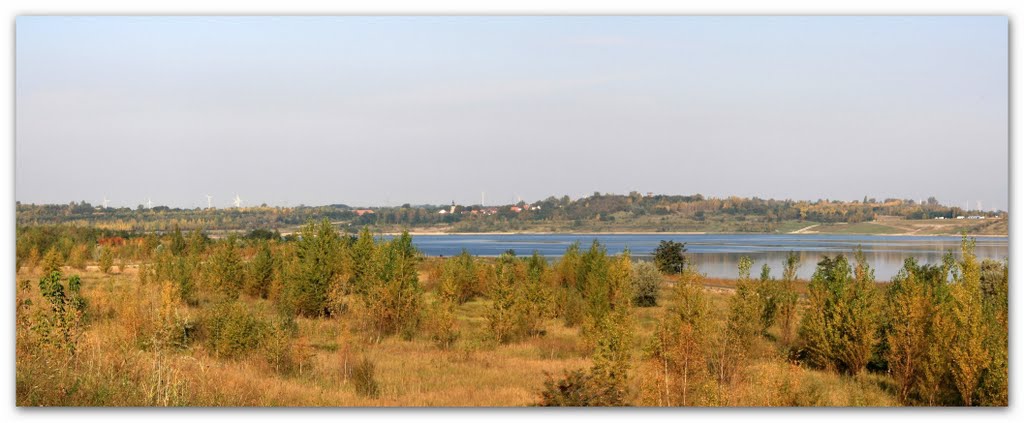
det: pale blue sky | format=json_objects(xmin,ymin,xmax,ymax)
[{"xmin": 16, "ymin": 16, "xmax": 1008, "ymax": 210}]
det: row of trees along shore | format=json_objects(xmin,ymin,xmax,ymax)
[
  {"xmin": 16, "ymin": 193, "xmax": 1005, "ymax": 232},
  {"xmin": 17, "ymin": 221, "xmax": 1007, "ymax": 406}
]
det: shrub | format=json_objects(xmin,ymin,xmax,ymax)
[
  {"xmin": 631, "ymin": 261, "xmax": 660, "ymax": 307},
  {"xmin": 68, "ymin": 244, "xmax": 89, "ymax": 270},
  {"xmin": 352, "ymin": 357, "xmax": 381, "ymax": 398},
  {"xmin": 427, "ymin": 299, "xmax": 459, "ymax": 349},
  {"xmin": 537, "ymin": 368, "xmax": 626, "ymax": 406},
  {"xmin": 201, "ymin": 301, "xmax": 269, "ymax": 359}
]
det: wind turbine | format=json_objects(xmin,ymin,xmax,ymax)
[
  {"xmin": 146, "ymin": 198, "xmax": 153, "ymax": 209},
  {"xmin": 233, "ymin": 194, "xmax": 242, "ymax": 208},
  {"xmin": 206, "ymin": 194, "xmax": 213, "ymax": 209},
  {"xmin": 102, "ymin": 197, "xmax": 110, "ymax": 208}
]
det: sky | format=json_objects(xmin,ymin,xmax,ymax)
[{"xmin": 15, "ymin": 16, "xmax": 1008, "ymax": 210}]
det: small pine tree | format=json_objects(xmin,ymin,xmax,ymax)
[
  {"xmin": 207, "ymin": 236, "xmax": 244, "ymax": 301},
  {"xmin": 99, "ymin": 247, "xmax": 114, "ymax": 274},
  {"xmin": 41, "ymin": 248, "xmax": 64, "ymax": 276},
  {"xmin": 246, "ymin": 241, "xmax": 275, "ymax": 299}
]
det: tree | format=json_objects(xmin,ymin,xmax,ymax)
[
  {"xmin": 437, "ymin": 249, "xmax": 480, "ymax": 304},
  {"xmin": 778, "ymin": 252, "xmax": 801, "ymax": 346},
  {"xmin": 169, "ymin": 225, "xmax": 186, "ymax": 256},
  {"xmin": 886, "ymin": 266, "xmax": 930, "ymax": 403},
  {"xmin": 723, "ymin": 256, "xmax": 760, "ymax": 387},
  {"xmin": 631, "ymin": 261, "xmax": 660, "ymax": 307},
  {"xmin": 653, "ymin": 240, "xmax": 687, "ymax": 274},
  {"xmin": 98, "ymin": 247, "xmax": 114, "ymax": 274},
  {"xmin": 288, "ymin": 219, "xmax": 345, "ymax": 317},
  {"xmin": 488, "ymin": 252, "xmax": 527, "ymax": 344},
  {"xmin": 754, "ymin": 263, "xmax": 783, "ymax": 335},
  {"xmin": 798, "ymin": 252, "xmax": 879, "ymax": 375},
  {"xmin": 587, "ymin": 251, "xmax": 635, "ymax": 405},
  {"xmin": 649, "ymin": 262, "xmax": 711, "ymax": 406},
  {"xmin": 41, "ymin": 248, "xmax": 64, "ymax": 276},
  {"xmin": 349, "ymin": 227, "xmax": 376, "ymax": 295},
  {"xmin": 949, "ymin": 236, "xmax": 989, "ymax": 406},
  {"xmin": 246, "ymin": 241, "xmax": 275, "ymax": 299},
  {"xmin": 835, "ymin": 251, "xmax": 879, "ymax": 375},
  {"xmin": 207, "ymin": 236, "xmax": 244, "ymax": 301},
  {"xmin": 362, "ymin": 231, "xmax": 423, "ymax": 340}
]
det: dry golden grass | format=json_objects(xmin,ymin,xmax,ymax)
[{"xmin": 16, "ymin": 265, "xmax": 899, "ymax": 407}]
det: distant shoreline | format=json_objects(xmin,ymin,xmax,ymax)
[{"xmin": 379, "ymin": 230, "xmax": 1008, "ymax": 238}]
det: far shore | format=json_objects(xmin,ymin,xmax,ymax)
[{"xmin": 376, "ymin": 230, "xmax": 1007, "ymax": 238}]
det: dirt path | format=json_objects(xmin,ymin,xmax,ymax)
[{"xmin": 789, "ymin": 224, "xmax": 820, "ymax": 234}]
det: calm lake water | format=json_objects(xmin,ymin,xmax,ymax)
[{"xmin": 407, "ymin": 234, "xmax": 1009, "ymax": 281}]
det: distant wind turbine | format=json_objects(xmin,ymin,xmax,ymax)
[
  {"xmin": 146, "ymin": 198, "xmax": 153, "ymax": 209},
  {"xmin": 234, "ymin": 194, "xmax": 242, "ymax": 208},
  {"xmin": 102, "ymin": 197, "xmax": 110, "ymax": 208},
  {"xmin": 206, "ymin": 194, "xmax": 213, "ymax": 209}
]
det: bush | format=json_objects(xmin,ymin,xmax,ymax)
[
  {"xmin": 352, "ymin": 357, "xmax": 381, "ymax": 398},
  {"xmin": 427, "ymin": 300, "xmax": 459, "ymax": 349},
  {"xmin": 537, "ymin": 368, "xmax": 626, "ymax": 406},
  {"xmin": 201, "ymin": 301, "xmax": 269, "ymax": 359},
  {"xmin": 631, "ymin": 261, "xmax": 660, "ymax": 307}
]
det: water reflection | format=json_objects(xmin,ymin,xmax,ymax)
[{"xmin": 407, "ymin": 234, "xmax": 1008, "ymax": 281}]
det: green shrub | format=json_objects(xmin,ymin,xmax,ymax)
[
  {"xmin": 631, "ymin": 261, "xmax": 660, "ymax": 307},
  {"xmin": 201, "ymin": 301, "xmax": 269, "ymax": 359}
]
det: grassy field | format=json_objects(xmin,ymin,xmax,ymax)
[{"xmin": 16, "ymin": 264, "xmax": 899, "ymax": 407}]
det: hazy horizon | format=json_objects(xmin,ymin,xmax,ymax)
[{"xmin": 16, "ymin": 16, "xmax": 1009, "ymax": 211}]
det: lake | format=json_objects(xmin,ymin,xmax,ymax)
[{"xmin": 406, "ymin": 233, "xmax": 1009, "ymax": 280}]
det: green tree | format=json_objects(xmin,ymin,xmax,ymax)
[
  {"xmin": 652, "ymin": 240, "xmax": 687, "ymax": 274},
  {"xmin": 949, "ymin": 236, "xmax": 989, "ymax": 406},
  {"xmin": 207, "ymin": 236, "xmax": 244, "ymax": 301},
  {"xmin": 798, "ymin": 252, "xmax": 879, "ymax": 375},
  {"xmin": 778, "ymin": 252, "xmax": 801, "ymax": 347},
  {"xmin": 98, "ymin": 246, "xmax": 114, "ymax": 274},
  {"xmin": 649, "ymin": 262, "xmax": 712, "ymax": 406},
  {"xmin": 246, "ymin": 241, "xmax": 275, "ymax": 299},
  {"xmin": 363, "ymin": 231, "xmax": 423, "ymax": 340},
  {"xmin": 722, "ymin": 256, "xmax": 760, "ymax": 388},
  {"xmin": 287, "ymin": 219, "xmax": 346, "ymax": 317},
  {"xmin": 588, "ymin": 252, "xmax": 635, "ymax": 405},
  {"xmin": 349, "ymin": 227, "xmax": 376, "ymax": 295},
  {"xmin": 169, "ymin": 225, "xmax": 186, "ymax": 256}
]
